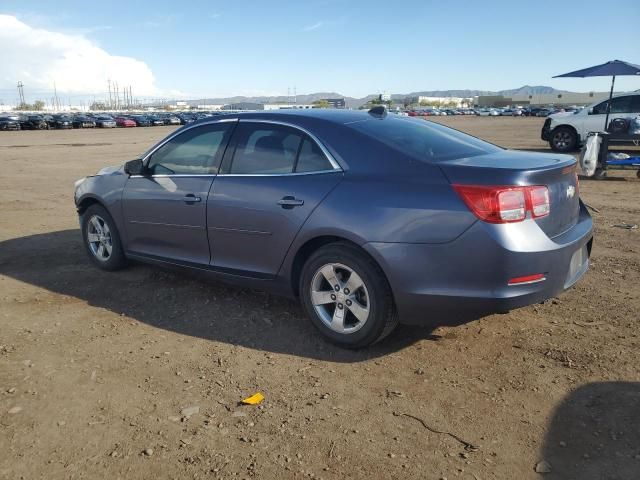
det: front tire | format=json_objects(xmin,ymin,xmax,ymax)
[
  {"xmin": 550, "ymin": 126, "xmax": 578, "ymax": 152},
  {"xmin": 81, "ymin": 204, "xmax": 127, "ymax": 271},
  {"xmin": 299, "ymin": 243, "xmax": 398, "ymax": 348}
]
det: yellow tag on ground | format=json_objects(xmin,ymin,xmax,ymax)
[{"xmin": 241, "ymin": 392, "xmax": 265, "ymax": 405}]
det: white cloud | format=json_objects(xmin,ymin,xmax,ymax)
[
  {"xmin": 0, "ymin": 14, "xmax": 160, "ymax": 96},
  {"xmin": 303, "ymin": 21, "xmax": 324, "ymax": 31}
]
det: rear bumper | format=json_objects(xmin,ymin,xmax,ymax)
[{"xmin": 364, "ymin": 202, "xmax": 593, "ymax": 326}]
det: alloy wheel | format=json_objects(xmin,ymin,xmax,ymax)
[
  {"xmin": 86, "ymin": 215, "xmax": 113, "ymax": 262},
  {"xmin": 553, "ymin": 131, "xmax": 573, "ymax": 149},
  {"xmin": 310, "ymin": 263, "xmax": 370, "ymax": 334}
]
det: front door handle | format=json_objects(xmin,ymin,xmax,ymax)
[
  {"xmin": 183, "ymin": 194, "xmax": 202, "ymax": 203},
  {"xmin": 277, "ymin": 196, "xmax": 304, "ymax": 209}
]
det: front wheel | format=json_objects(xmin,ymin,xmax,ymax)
[
  {"xmin": 299, "ymin": 243, "xmax": 398, "ymax": 348},
  {"xmin": 550, "ymin": 127, "xmax": 578, "ymax": 152},
  {"xmin": 81, "ymin": 204, "xmax": 127, "ymax": 271}
]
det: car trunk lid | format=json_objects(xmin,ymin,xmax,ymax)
[{"xmin": 439, "ymin": 150, "xmax": 580, "ymax": 238}]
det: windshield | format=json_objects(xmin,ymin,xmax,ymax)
[{"xmin": 347, "ymin": 116, "xmax": 501, "ymax": 162}]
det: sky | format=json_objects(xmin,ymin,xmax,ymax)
[{"xmin": 1, "ymin": 0, "xmax": 639, "ymax": 105}]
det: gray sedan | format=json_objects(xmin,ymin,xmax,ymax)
[{"xmin": 74, "ymin": 108, "xmax": 592, "ymax": 347}]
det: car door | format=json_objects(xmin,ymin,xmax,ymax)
[
  {"xmin": 207, "ymin": 120, "xmax": 343, "ymax": 277},
  {"xmin": 122, "ymin": 121, "xmax": 236, "ymax": 264},
  {"xmin": 583, "ymin": 96, "xmax": 634, "ymax": 136}
]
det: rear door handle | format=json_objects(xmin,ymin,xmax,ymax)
[
  {"xmin": 277, "ymin": 196, "xmax": 304, "ymax": 209},
  {"xmin": 183, "ymin": 194, "xmax": 202, "ymax": 203}
]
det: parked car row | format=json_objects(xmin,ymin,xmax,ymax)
[
  {"xmin": 0, "ymin": 111, "xmax": 221, "ymax": 131},
  {"xmin": 400, "ymin": 106, "xmax": 585, "ymax": 118},
  {"xmin": 405, "ymin": 108, "xmax": 477, "ymax": 117}
]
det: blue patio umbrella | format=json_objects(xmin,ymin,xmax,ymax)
[{"xmin": 553, "ymin": 59, "xmax": 640, "ymax": 130}]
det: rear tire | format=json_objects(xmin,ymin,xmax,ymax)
[
  {"xmin": 80, "ymin": 204, "xmax": 127, "ymax": 271},
  {"xmin": 299, "ymin": 242, "xmax": 398, "ymax": 348},
  {"xmin": 550, "ymin": 126, "xmax": 578, "ymax": 152}
]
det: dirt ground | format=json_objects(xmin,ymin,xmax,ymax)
[{"xmin": 1, "ymin": 117, "xmax": 639, "ymax": 480}]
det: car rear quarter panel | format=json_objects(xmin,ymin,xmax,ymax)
[
  {"xmin": 278, "ymin": 163, "xmax": 478, "ymax": 290},
  {"xmin": 303, "ymin": 171, "xmax": 476, "ymax": 244}
]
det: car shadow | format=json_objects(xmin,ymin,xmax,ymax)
[
  {"xmin": 0, "ymin": 230, "xmax": 468, "ymax": 362},
  {"xmin": 540, "ymin": 381, "xmax": 640, "ymax": 479}
]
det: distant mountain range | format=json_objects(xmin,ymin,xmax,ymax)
[{"xmin": 187, "ymin": 85, "xmax": 570, "ymax": 109}]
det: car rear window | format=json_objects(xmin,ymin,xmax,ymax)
[{"xmin": 347, "ymin": 116, "xmax": 501, "ymax": 162}]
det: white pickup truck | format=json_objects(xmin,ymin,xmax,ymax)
[{"xmin": 541, "ymin": 93, "xmax": 640, "ymax": 152}]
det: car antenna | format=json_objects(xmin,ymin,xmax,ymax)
[{"xmin": 368, "ymin": 105, "xmax": 387, "ymax": 118}]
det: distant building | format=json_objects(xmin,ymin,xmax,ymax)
[
  {"xmin": 196, "ymin": 104, "xmax": 224, "ymax": 110},
  {"xmin": 475, "ymin": 91, "xmax": 614, "ymax": 107},
  {"xmin": 321, "ymin": 98, "xmax": 346, "ymax": 109},
  {"xmin": 263, "ymin": 104, "xmax": 314, "ymax": 110},
  {"xmin": 380, "ymin": 93, "xmax": 391, "ymax": 102},
  {"xmin": 221, "ymin": 103, "xmax": 314, "ymax": 111},
  {"xmin": 222, "ymin": 102, "xmax": 264, "ymax": 110}
]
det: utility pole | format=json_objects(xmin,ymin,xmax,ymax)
[
  {"xmin": 108, "ymin": 79, "xmax": 113, "ymax": 109},
  {"xmin": 53, "ymin": 81, "xmax": 60, "ymax": 111},
  {"xmin": 17, "ymin": 81, "xmax": 25, "ymax": 106}
]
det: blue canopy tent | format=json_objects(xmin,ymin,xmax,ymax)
[{"xmin": 553, "ymin": 59, "xmax": 640, "ymax": 131}]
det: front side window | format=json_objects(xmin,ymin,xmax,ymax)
[
  {"xmin": 609, "ymin": 96, "xmax": 633, "ymax": 114},
  {"xmin": 592, "ymin": 101, "xmax": 608, "ymax": 115},
  {"xmin": 147, "ymin": 123, "xmax": 232, "ymax": 175},
  {"xmin": 593, "ymin": 96, "xmax": 633, "ymax": 115}
]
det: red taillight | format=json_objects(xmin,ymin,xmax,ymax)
[
  {"xmin": 453, "ymin": 185, "xmax": 550, "ymax": 224},
  {"xmin": 529, "ymin": 186, "xmax": 550, "ymax": 218}
]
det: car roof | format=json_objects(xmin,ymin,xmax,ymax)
[{"xmin": 190, "ymin": 108, "xmax": 379, "ymax": 127}]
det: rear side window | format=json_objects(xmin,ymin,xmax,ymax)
[
  {"xmin": 230, "ymin": 124, "xmax": 302, "ymax": 174},
  {"xmin": 631, "ymin": 95, "xmax": 640, "ymax": 113},
  {"xmin": 227, "ymin": 123, "xmax": 334, "ymax": 174},
  {"xmin": 295, "ymin": 138, "xmax": 333, "ymax": 172},
  {"xmin": 348, "ymin": 116, "xmax": 500, "ymax": 162}
]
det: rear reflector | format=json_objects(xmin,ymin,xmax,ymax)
[
  {"xmin": 508, "ymin": 273, "xmax": 546, "ymax": 285},
  {"xmin": 453, "ymin": 184, "xmax": 550, "ymax": 224}
]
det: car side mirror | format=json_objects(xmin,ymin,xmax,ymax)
[
  {"xmin": 124, "ymin": 158, "xmax": 146, "ymax": 176},
  {"xmin": 587, "ymin": 108, "xmax": 595, "ymax": 115}
]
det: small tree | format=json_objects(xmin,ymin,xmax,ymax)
[
  {"xmin": 313, "ymin": 99, "xmax": 330, "ymax": 108},
  {"xmin": 33, "ymin": 100, "xmax": 45, "ymax": 111},
  {"xmin": 367, "ymin": 98, "xmax": 393, "ymax": 108}
]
